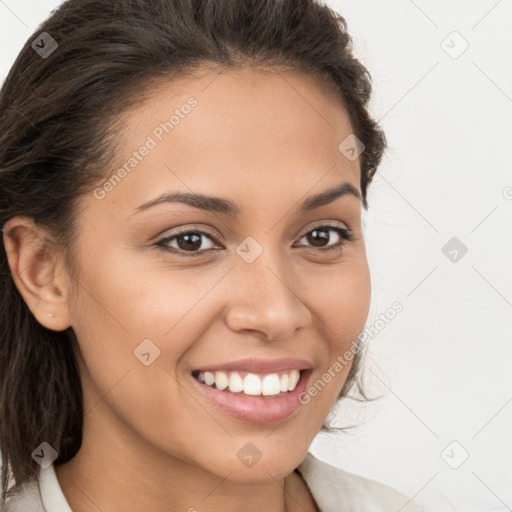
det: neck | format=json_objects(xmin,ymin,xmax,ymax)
[{"xmin": 54, "ymin": 411, "xmax": 315, "ymax": 512}]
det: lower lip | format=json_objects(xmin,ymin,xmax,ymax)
[{"xmin": 191, "ymin": 370, "xmax": 312, "ymax": 424}]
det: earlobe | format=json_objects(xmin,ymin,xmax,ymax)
[{"xmin": 2, "ymin": 215, "xmax": 72, "ymax": 332}]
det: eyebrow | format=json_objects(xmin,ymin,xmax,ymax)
[{"xmin": 133, "ymin": 181, "xmax": 361, "ymax": 216}]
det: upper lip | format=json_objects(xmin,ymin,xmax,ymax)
[{"xmin": 192, "ymin": 358, "xmax": 313, "ymax": 374}]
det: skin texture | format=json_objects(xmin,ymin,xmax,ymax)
[{"xmin": 3, "ymin": 67, "xmax": 371, "ymax": 512}]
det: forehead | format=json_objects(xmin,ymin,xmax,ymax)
[
  {"xmin": 124, "ymin": 65, "xmax": 351, "ymax": 132},
  {"xmin": 90, "ymin": 66, "xmax": 360, "ymax": 218},
  {"xmin": 117, "ymin": 65, "xmax": 355, "ymax": 155}
]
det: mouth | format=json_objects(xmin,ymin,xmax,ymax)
[
  {"xmin": 189, "ymin": 359, "xmax": 313, "ymax": 424},
  {"xmin": 191, "ymin": 368, "xmax": 303, "ymax": 397}
]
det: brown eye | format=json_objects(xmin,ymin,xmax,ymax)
[
  {"xmin": 175, "ymin": 232, "xmax": 203, "ymax": 251},
  {"xmin": 296, "ymin": 224, "xmax": 353, "ymax": 251},
  {"xmin": 155, "ymin": 223, "xmax": 353, "ymax": 258},
  {"xmin": 156, "ymin": 229, "xmax": 222, "ymax": 256},
  {"xmin": 305, "ymin": 228, "xmax": 330, "ymax": 247}
]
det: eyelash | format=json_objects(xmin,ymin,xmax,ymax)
[{"xmin": 155, "ymin": 223, "xmax": 354, "ymax": 258}]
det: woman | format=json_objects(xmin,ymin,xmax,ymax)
[{"xmin": 0, "ymin": 0, "xmax": 424, "ymax": 510}]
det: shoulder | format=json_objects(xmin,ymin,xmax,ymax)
[
  {"xmin": 0, "ymin": 477, "xmax": 46, "ymax": 512},
  {"xmin": 297, "ymin": 452, "xmax": 424, "ymax": 512}
]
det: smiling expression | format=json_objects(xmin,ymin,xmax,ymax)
[{"xmin": 64, "ymin": 65, "xmax": 371, "ymax": 481}]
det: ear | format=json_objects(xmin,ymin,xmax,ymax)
[{"xmin": 2, "ymin": 215, "xmax": 73, "ymax": 332}]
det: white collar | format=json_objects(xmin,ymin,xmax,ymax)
[{"xmin": 39, "ymin": 465, "xmax": 73, "ymax": 512}]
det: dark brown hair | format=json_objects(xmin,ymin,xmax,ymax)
[{"xmin": 0, "ymin": 0, "xmax": 386, "ymax": 504}]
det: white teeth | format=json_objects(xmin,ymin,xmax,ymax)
[
  {"xmin": 196, "ymin": 369, "xmax": 303, "ymax": 396},
  {"xmin": 228, "ymin": 372, "xmax": 244, "ymax": 393},
  {"xmin": 280, "ymin": 373, "xmax": 289, "ymax": 392},
  {"xmin": 214, "ymin": 371, "xmax": 229, "ymax": 390},
  {"xmin": 288, "ymin": 369, "xmax": 300, "ymax": 391},
  {"xmin": 243, "ymin": 373, "xmax": 262, "ymax": 395},
  {"xmin": 262, "ymin": 374, "xmax": 281, "ymax": 396}
]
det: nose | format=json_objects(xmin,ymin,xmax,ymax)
[{"xmin": 224, "ymin": 249, "xmax": 312, "ymax": 341}]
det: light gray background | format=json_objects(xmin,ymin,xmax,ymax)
[{"xmin": 1, "ymin": 1, "xmax": 511, "ymax": 511}]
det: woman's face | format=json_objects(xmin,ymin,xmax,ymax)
[{"xmin": 65, "ymin": 67, "xmax": 371, "ymax": 481}]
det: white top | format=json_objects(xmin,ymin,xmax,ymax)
[
  {"xmin": 39, "ymin": 465, "xmax": 72, "ymax": 512},
  {"xmin": 2, "ymin": 452, "xmax": 424, "ymax": 511}
]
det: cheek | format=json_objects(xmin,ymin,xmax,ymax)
[
  {"xmin": 67, "ymin": 260, "xmax": 217, "ymax": 457},
  {"xmin": 67, "ymin": 254, "xmax": 232, "ymax": 430},
  {"xmin": 301, "ymin": 260, "xmax": 370, "ymax": 406},
  {"xmin": 71, "ymin": 244, "xmax": 222, "ymax": 341},
  {"xmin": 310, "ymin": 260, "xmax": 371, "ymax": 345}
]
